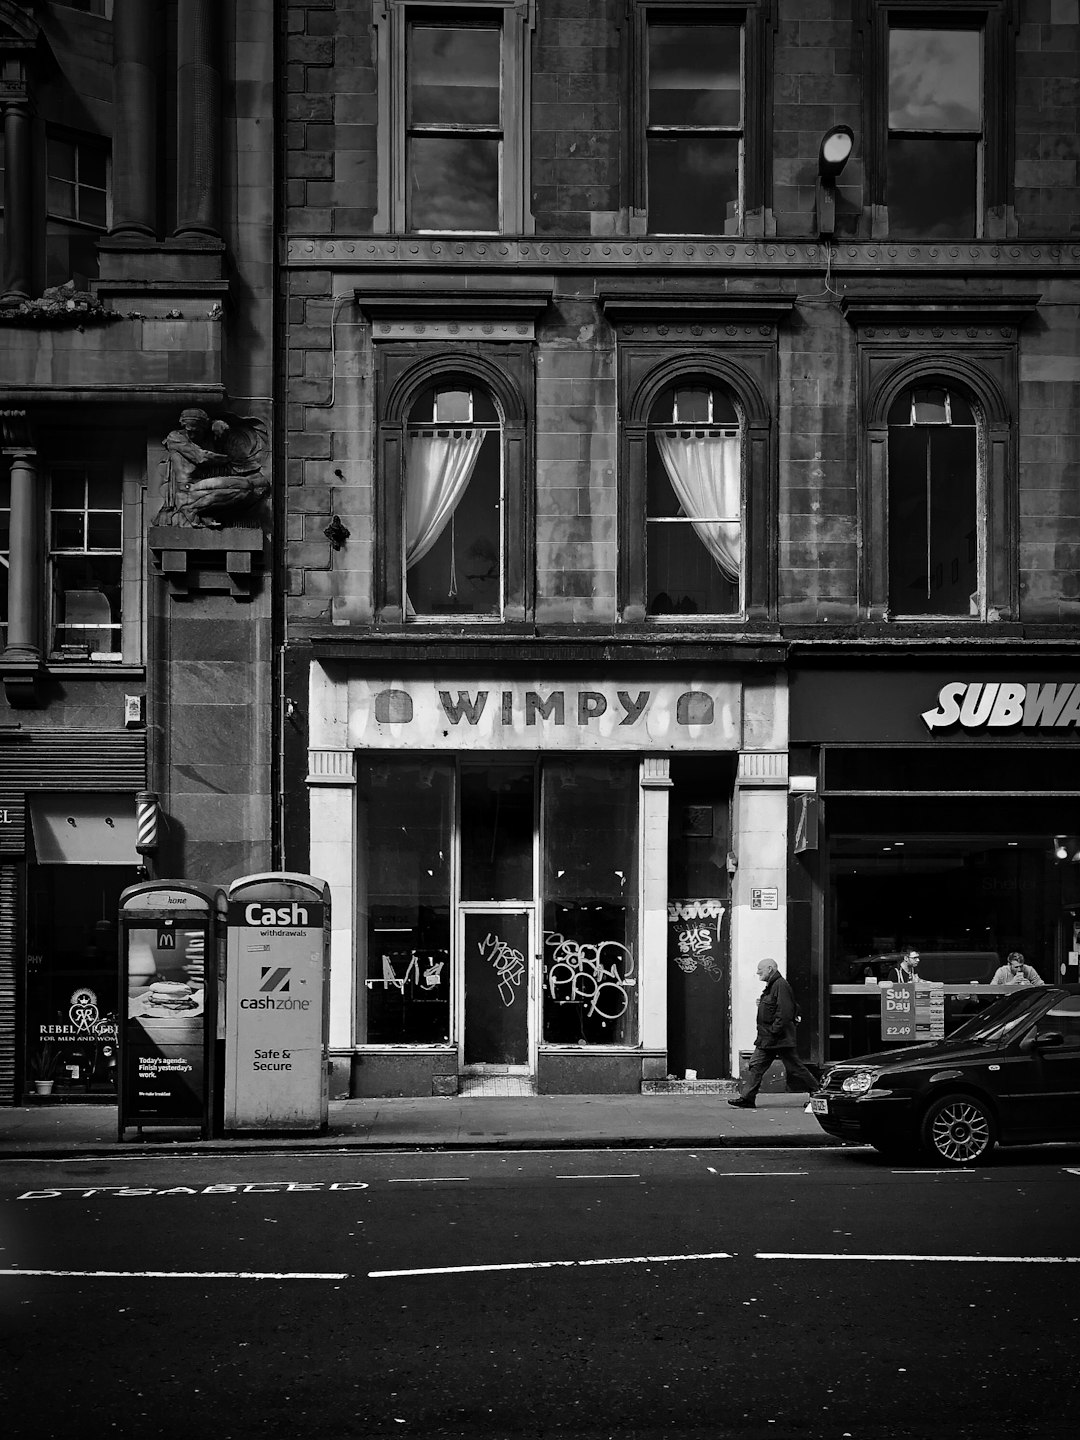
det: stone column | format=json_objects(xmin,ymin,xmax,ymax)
[
  {"xmin": 110, "ymin": 0, "xmax": 159, "ymax": 238},
  {"xmin": 1, "ymin": 97, "xmax": 33, "ymax": 301},
  {"xmin": 0, "ymin": 451, "xmax": 42, "ymax": 663},
  {"xmin": 639, "ymin": 757, "xmax": 673, "ymax": 1061},
  {"xmin": 173, "ymin": 0, "xmax": 222, "ymax": 239}
]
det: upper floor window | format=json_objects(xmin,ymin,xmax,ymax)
[
  {"xmin": 645, "ymin": 19, "xmax": 743, "ymax": 234},
  {"xmin": 404, "ymin": 384, "xmax": 503, "ymax": 618},
  {"xmin": 375, "ymin": 0, "xmax": 532, "ymax": 235},
  {"xmin": 868, "ymin": 2, "xmax": 1014, "ymax": 241},
  {"xmin": 407, "ymin": 21, "xmax": 501, "ymax": 232},
  {"xmin": 49, "ymin": 462, "xmax": 124, "ymax": 658},
  {"xmin": 46, "ymin": 133, "xmax": 110, "ymax": 287},
  {"xmin": 887, "ymin": 385, "xmax": 979, "ymax": 617},
  {"xmin": 887, "ymin": 25, "xmax": 981, "ymax": 238},
  {"xmin": 647, "ymin": 383, "xmax": 742, "ymax": 615}
]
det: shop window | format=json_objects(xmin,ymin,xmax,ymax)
[
  {"xmin": 375, "ymin": 0, "xmax": 532, "ymax": 235},
  {"xmin": 886, "ymin": 384, "xmax": 979, "ymax": 617},
  {"xmin": 48, "ymin": 462, "xmax": 124, "ymax": 658},
  {"xmin": 630, "ymin": 2, "xmax": 770, "ymax": 236},
  {"xmin": 542, "ymin": 759, "xmax": 639, "ymax": 1046},
  {"xmin": 866, "ymin": 3, "xmax": 1014, "ymax": 240},
  {"xmin": 460, "ymin": 762, "xmax": 534, "ymax": 901},
  {"xmin": 358, "ymin": 759, "xmax": 454, "ymax": 1045},
  {"xmin": 46, "ymin": 132, "xmax": 109, "ymax": 287},
  {"xmin": 645, "ymin": 382, "xmax": 742, "ymax": 616},
  {"xmin": 404, "ymin": 384, "xmax": 504, "ymax": 619}
]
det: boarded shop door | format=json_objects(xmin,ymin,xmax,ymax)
[{"xmin": 462, "ymin": 909, "xmax": 531, "ymax": 1066}]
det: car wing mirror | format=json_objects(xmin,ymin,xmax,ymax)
[{"xmin": 1035, "ymin": 1030, "xmax": 1064, "ymax": 1049}]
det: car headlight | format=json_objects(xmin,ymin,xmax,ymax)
[{"xmin": 842, "ymin": 1069, "xmax": 881, "ymax": 1095}]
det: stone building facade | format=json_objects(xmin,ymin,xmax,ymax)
[
  {"xmin": 0, "ymin": 1, "xmax": 274, "ymax": 1103},
  {"xmin": 280, "ymin": 0, "xmax": 1080, "ymax": 1097}
]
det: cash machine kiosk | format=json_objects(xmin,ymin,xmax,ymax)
[
  {"xmin": 118, "ymin": 881, "xmax": 226, "ymax": 1140},
  {"xmin": 224, "ymin": 873, "xmax": 331, "ymax": 1133}
]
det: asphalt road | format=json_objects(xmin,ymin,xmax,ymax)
[{"xmin": 2, "ymin": 1145, "xmax": 1079, "ymax": 1440}]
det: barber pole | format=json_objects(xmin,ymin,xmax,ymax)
[{"xmin": 135, "ymin": 791, "xmax": 160, "ymax": 854}]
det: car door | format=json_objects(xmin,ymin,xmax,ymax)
[{"xmin": 1031, "ymin": 996, "xmax": 1080, "ymax": 1138}]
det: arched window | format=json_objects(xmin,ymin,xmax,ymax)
[
  {"xmin": 403, "ymin": 381, "xmax": 503, "ymax": 619},
  {"xmin": 887, "ymin": 383, "xmax": 979, "ymax": 617},
  {"xmin": 645, "ymin": 381, "xmax": 742, "ymax": 616}
]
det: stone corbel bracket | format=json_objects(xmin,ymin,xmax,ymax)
[{"xmin": 148, "ymin": 527, "xmax": 265, "ymax": 601}]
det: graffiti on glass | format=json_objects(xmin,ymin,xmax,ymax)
[
  {"xmin": 367, "ymin": 954, "xmax": 445, "ymax": 993},
  {"xmin": 543, "ymin": 933, "xmax": 636, "ymax": 1021},
  {"xmin": 478, "ymin": 932, "xmax": 526, "ymax": 1007}
]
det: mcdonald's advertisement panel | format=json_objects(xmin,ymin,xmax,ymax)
[{"xmin": 225, "ymin": 900, "xmax": 329, "ymax": 1130}]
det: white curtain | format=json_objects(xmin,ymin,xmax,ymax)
[
  {"xmin": 405, "ymin": 428, "xmax": 485, "ymax": 568},
  {"xmin": 655, "ymin": 431, "xmax": 741, "ymax": 583}
]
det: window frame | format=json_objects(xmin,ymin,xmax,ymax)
[
  {"xmin": 628, "ymin": 0, "xmax": 773, "ymax": 238},
  {"xmin": 374, "ymin": 347, "xmax": 533, "ymax": 625},
  {"xmin": 863, "ymin": 0, "xmax": 1016, "ymax": 241},
  {"xmin": 613, "ymin": 325, "xmax": 782, "ymax": 626},
  {"xmin": 374, "ymin": 0, "xmax": 534, "ymax": 236},
  {"xmin": 43, "ymin": 442, "xmax": 144, "ymax": 667}
]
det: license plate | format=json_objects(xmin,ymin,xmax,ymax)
[{"xmin": 810, "ymin": 1095, "xmax": 829, "ymax": 1115}]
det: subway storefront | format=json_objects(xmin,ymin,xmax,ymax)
[{"xmin": 789, "ymin": 668, "xmax": 1080, "ymax": 1063}]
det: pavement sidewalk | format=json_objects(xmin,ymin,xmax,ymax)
[{"xmin": 0, "ymin": 1093, "xmax": 840, "ymax": 1158}]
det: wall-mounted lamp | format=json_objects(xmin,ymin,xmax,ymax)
[{"xmin": 816, "ymin": 124, "xmax": 854, "ymax": 237}]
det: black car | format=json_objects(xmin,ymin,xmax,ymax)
[{"xmin": 811, "ymin": 984, "xmax": 1080, "ymax": 1165}]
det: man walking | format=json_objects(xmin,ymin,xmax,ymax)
[{"xmin": 728, "ymin": 958, "xmax": 819, "ymax": 1108}]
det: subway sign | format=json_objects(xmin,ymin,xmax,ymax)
[{"xmin": 922, "ymin": 681, "xmax": 1080, "ymax": 732}]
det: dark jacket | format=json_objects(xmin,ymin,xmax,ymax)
[{"xmin": 756, "ymin": 972, "xmax": 798, "ymax": 1050}]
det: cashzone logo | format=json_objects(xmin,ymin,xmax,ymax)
[{"xmin": 922, "ymin": 681, "xmax": 1080, "ymax": 732}]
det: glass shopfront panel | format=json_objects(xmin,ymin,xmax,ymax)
[
  {"xmin": 826, "ymin": 796, "xmax": 1076, "ymax": 1060},
  {"xmin": 541, "ymin": 758, "xmax": 639, "ymax": 1046},
  {"xmin": 24, "ymin": 865, "xmax": 132, "ymax": 1097}
]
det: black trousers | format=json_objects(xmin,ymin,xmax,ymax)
[{"xmin": 740, "ymin": 1045, "xmax": 819, "ymax": 1099}]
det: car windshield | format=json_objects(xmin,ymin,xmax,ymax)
[{"xmin": 947, "ymin": 990, "xmax": 1053, "ymax": 1045}]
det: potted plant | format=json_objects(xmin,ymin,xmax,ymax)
[{"xmin": 28, "ymin": 1044, "xmax": 62, "ymax": 1096}]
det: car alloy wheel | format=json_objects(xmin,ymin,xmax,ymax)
[{"xmin": 922, "ymin": 1093, "xmax": 995, "ymax": 1166}]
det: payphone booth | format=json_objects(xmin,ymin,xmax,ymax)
[
  {"xmin": 225, "ymin": 873, "xmax": 331, "ymax": 1133},
  {"xmin": 118, "ymin": 881, "xmax": 226, "ymax": 1140}
]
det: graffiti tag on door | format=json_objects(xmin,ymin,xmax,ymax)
[
  {"xmin": 477, "ymin": 932, "xmax": 526, "ymax": 1007},
  {"xmin": 543, "ymin": 933, "xmax": 637, "ymax": 1021}
]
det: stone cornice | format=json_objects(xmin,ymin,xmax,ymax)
[
  {"xmin": 842, "ymin": 293, "xmax": 1042, "ymax": 327},
  {"xmin": 287, "ymin": 237, "xmax": 1080, "ymax": 275}
]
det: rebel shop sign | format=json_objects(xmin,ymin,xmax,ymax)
[{"xmin": 922, "ymin": 681, "xmax": 1080, "ymax": 732}]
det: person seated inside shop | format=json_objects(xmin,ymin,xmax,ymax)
[
  {"xmin": 990, "ymin": 952, "xmax": 1043, "ymax": 987},
  {"xmin": 889, "ymin": 949, "xmax": 927, "ymax": 984}
]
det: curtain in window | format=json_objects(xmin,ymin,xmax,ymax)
[
  {"xmin": 404, "ymin": 428, "xmax": 485, "ymax": 610},
  {"xmin": 655, "ymin": 431, "xmax": 741, "ymax": 582}
]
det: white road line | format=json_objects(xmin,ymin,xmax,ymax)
[
  {"xmin": 716, "ymin": 1171, "xmax": 809, "ymax": 1177},
  {"xmin": 555, "ymin": 1174, "xmax": 640, "ymax": 1180},
  {"xmin": 0, "ymin": 1269, "xmax": 348, "ymax": 1280},
  {"xmin": 369, "ymin": 1251, "xmax": 732, "ymax": 1279},
  {"xmin": 387, "ymin": 1177, "xmax": 470, "ymax": 1184},
  {"xmin": 757, "ymin": 1253, "xmax": 1080, "ymax": 1264}
]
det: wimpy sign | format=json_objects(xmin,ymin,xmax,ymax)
[
  {"xmin": 922, "ymin": 681, "xmax": 1080, "ymax": 732},
  {"xmin": 347, "ymin": 678, "xmax": 740, "ymax": 751}
]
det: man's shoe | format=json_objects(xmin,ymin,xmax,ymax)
[{"xmin": 727, "ymin": 1096, "xmax": 756, "ymax": 1108}]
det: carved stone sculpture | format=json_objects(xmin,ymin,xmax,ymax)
[{"xmin": 155, "ymin": 408, "xmax": 269, "ymax": 528}]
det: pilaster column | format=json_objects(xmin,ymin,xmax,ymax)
[
  {"xmin": 110, "ymin": 0, "xmax": 160, "ymax": 238},
  {"xmin": 639, "ymin": 757, "xmax": 673, "ymax": 1055},
  {"xmin": 173, "ymin": 0, "xmax": 222, "ymax": 239},
  {"xmin": 1, "ymin": 96, "xmax": 34, "ymax": 301},
  {"xmin": 1, "ymin": 450, "xmax": 43, "ymax": 664}
]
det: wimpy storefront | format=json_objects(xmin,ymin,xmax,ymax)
[{"xmin": 306, "ymin": 663, "xmax": 787, "ymax": 1096}]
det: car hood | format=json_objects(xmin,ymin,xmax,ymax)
[{"xmin": 829, "ymin": 1038, "xmax": 997, "ymax": 1073}]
